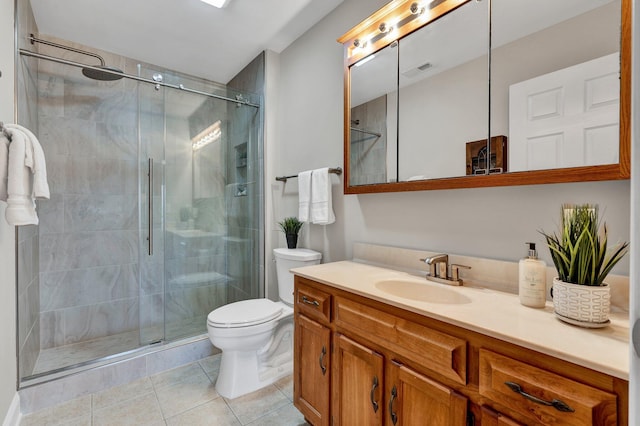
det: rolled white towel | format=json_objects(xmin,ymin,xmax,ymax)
[
  {"xmin": 4, "ymin": 129, "xmax": 38, "ymax": 225},
  {"xmin": 6, "ymin": 123, "xmax": 50, "ymax": 199}
]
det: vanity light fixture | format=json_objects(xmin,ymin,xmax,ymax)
[
  {"xmin": 192, "ymin": 120, "xmax": 222, "ymax": 150},
  {"xmin": 353, "ymin": 38, "xmax": 367, "ymax": 48},
  {"xmin": 199, "ymin": 0, "xmax": 232, "ymax": 8},
  {"xmin": 410, "ymin": 2, "xmax": 425, "ymax": 15},
  {"xmin": 378, "ymin": 22, "xmax": 393, "ymax": 34}
]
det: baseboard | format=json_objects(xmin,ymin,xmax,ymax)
[{"xmin": 2, "ymin": 393, "xmax": 21, "ymax": 426}]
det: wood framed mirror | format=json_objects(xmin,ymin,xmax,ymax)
[{"xmin": 338, "ymin": 0, "xmax": 630, "ymax": 194}]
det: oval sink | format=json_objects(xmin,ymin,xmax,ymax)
[{"xmin": 375, "ymin": 279, "xmax": 472, "ymax": 304}]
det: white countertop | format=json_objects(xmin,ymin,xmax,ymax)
[{"xmin": 292, "ymin": 260, "xmax": 629, "ymax": 380}]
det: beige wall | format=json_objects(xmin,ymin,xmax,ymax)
[
  {"xmin": 0, "ymin": 0, "xmax": 17, "ymax": 420},
  {"xmin": 268, "ymin": 0, "xmax": 631, "ymax": 287}
]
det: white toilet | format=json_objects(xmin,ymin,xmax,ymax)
[{"xmin": 207, "ymin": 247, "xmax": 322, "ymax": 399}]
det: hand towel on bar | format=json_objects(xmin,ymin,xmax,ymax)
[
  {"xmin": 298, "ymin": 170, "xmax": 312, "ymax": 222},
  {"xmin": 310, "ymin": 167, "xmax": 335, "ymax": 225},
  {"xmin": 4, "ymin": 124, "xmax": 50, "ymax": 225},
  {"xmin": 0, "ymin": 131, "xmax": 9, "ymax": 201},
  {"xmin": 6, "ymin": 124, "xmax": 50, "ymax": 198}
]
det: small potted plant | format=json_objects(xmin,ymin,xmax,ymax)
[
  {"xmin": 540, "ymin": 204, "xmax": 628, "ymax": 327},
  {"xmin": 278, "ymin": 217, "xmax": 304, "ymax": 249}
]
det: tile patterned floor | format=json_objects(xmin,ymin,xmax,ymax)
[{"xmin": 21, "ymin": 354, "xmax": 309, "ymax": 426}]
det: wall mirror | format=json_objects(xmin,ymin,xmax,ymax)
[{"xmin": 338, "ymin": 0, "xmax": 630, "ymax": 194}]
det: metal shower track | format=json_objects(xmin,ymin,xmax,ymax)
[{"xmin": 18, "ymin": 49, "xmax": 261, "ymax": 108}]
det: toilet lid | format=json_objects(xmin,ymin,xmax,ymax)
[
  {"xmin": 273, "ymin": 248, "xmax": 322, "ymax": 261},
  {"xmin": 207, "ymin": 299, "xmax": 283, "ymax": 328}
]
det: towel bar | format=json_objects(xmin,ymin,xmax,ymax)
[{"xmin": 276, "ymin": 167, "xmax": 342, "ymax": 182}]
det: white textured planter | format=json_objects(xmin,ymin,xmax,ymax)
[{"xmin": 552, "ymin": 277, "xmax": 610, "ymax": 326}]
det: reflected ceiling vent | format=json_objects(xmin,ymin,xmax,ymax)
[{"xmin": 401, "ymin": 62, "xmax": 433, "ymax": 78}]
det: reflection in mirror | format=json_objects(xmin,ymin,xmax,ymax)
[
  {"xmin": 398, "ymin": 0, "xmax": 489, "ymax": 181},
  {"xmin": 491, "ymin": 0, "xmax": 621, "ymax": 172},
  {"xmin": 349, "ymin": 42, "xmax": 398, "ymax": 185}
]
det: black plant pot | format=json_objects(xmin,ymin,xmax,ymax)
[{"xmin": 286, "ymin": 233, "xmax": 298, "ymax": 249}]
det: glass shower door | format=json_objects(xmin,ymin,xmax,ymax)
[
  {"xmin": 138, "ymin": 67, "xmax": 263, "ymax": 343},
  {"xmin": 162, "ymin": 87, "xmax": 230, "ymax": 341},
  {"xmin": 138, "ymin": 72, "xmax": 166, "ymax": 345}
]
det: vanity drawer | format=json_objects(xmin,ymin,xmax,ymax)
[
  {"xmin": 295, "ymin": 279, "xmax": 331, "ymax": 324},
  {"xmin": 334, "ymin": 296, "xmax": 466, "ymax": 384},
  {"xmin": 479, "ymin": 349, "xmax": 617, "ymax": 425}
]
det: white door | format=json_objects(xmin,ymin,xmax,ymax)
[{"xmin": 509, "ymin": 53, "xmax": 619, "ymax": 171}]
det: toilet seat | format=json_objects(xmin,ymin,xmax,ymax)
[{"xmin": 207, "ymin": 299, "xmax": 283, "ymax": 328}]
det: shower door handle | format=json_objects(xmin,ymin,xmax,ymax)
[{"xmin": 147, "ymin": 158, "xmax": 153, "ymax": 256}]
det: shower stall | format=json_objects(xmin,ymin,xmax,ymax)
[{"xmin": 15, "ymin": 28, "xmax": 264, "ymax": 386}]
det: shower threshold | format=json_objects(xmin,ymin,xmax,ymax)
[{"xmin": 23, "ymin": 316, "xmax": 207, "ymax": 387}]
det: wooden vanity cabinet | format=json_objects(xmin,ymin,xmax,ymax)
[
  {"xmin": 294, "ymin": 285, "xmax": 332, "ymax": 426},
  {"xmin": 293, "ymin": 276, "xmax": 628, "ymax": 426},
  {"xmin": 332, "ymin": 333, "xmax": 468, "ymax": 425},
  {"xmin": 386, "ymin": 360, "xmax": 468, "ymax": 425},
  {"xmin": 333, "ymin": 334, "xmax": 384, "ymax": 425}
]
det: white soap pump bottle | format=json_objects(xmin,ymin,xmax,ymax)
[{"xmin": 518, "ymin": 242, "xmax": 547, "ymax": 308}]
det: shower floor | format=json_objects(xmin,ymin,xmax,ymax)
[{"xmin": 32, "ymin": 317, "xmax": 207, "ymax": 376}]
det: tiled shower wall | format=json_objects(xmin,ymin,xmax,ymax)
[
  {"xmin": 226, "ymin": 53, "xmax": 264, "ymax": 302},
  {"xmin": 34, "ymin": 38, "xmax": 140, "ymax": 350},
  {"xmin": 350, "ymin": 94, "xmax": 388, "ymax": 185}
]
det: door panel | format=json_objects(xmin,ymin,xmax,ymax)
[
  {"xmin": 294, "ymin": 315, "xmax": 331, "ymax": 426},
  {"xmin": 509, "ymin": 53, "xmax": 619, "ymax": 171},
  {"xmin": 333, "ymin": 334, "xmax": 384, "ymax": 426},
  {"xmin": 387, "ymin": 361, "xmax": 467, "ymax": 425}
]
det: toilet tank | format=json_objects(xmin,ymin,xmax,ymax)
[{"xmin": 273, "ymin": 248, "xmax": 322, "ymax": 305}]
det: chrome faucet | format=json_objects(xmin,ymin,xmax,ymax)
[{"xmin": 419, "ymin": 254, "xmax": 470, "ymax": 286}]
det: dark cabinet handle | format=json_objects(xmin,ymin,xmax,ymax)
[
  {"xmin": 319, "ymin": 345, "xmax": 327, "ymax": 375},
  {"xmin": 504, "ymin": 382, "xmax": 575, "ymax": 413},
  {"xmin": 370, "ymin": 376, "xmax": 379, "ymax": 413},
  {"xmin": 389, "ymin": 385, "xmax": 398, "ymax": 425},
  {"xmin": 302, "ymin": 296, "xmax": 320, "ymax": 307}
]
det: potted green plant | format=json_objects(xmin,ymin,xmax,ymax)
[
  {"xmin": 278, "ymin": 217, "xmax": 304, "ymax": 249},
  {"xmin": 540, "ymin": 204, "xmax": 628, "ymax": 327}
]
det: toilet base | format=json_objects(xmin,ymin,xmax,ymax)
[
  {"xmin": 215, "ymin": 350, "xmax": 292, "ymax": 399},
  {"xmin": 214, "ymin": 318, "xmax": 293, "ymax": 399}
]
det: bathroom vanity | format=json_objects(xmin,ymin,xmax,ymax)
[{"xmin": 292, "ymin": 261, "xmax": 629, "ymax": 425}]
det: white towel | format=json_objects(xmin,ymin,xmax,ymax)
[
  {"xmin": 3, "ymin": 124, "xmax": 50, "ymax": 226},
  {"xmin": 0, "ymin": 131, "xmax": 9, "ymax": 201},
  {"xmin": 310, "ymin": 167, "xmax": 335, "ymax": 225},
  {"xmin": 298, "ymin": 170, "xmax": 312, "ymax": 223},
  {"xmin": 6, "ymin": 124, "xmax": 50, "ymax": 198}
]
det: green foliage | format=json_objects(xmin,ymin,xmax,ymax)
[
  {"xmin": 278, "ymin": 217, "xmax": 303, "ymax": 235},
  {"xmin": 540, "ymin": 204, "xmax": 628, "ymax": 286}
]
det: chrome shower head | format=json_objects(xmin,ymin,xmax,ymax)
[
  {"xmin": 82, "ymin": 66, "xmax": 124, "ymax": 81},
  {"xmin": 29, "ymin": 34, "xmax": 124, "ymax": 81}
]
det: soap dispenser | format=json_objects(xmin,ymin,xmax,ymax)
[{"xmin": 519, "ymin": 242, "xmax": 547, "ymax": 308}]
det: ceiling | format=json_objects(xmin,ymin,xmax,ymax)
[{"xmin": 29, "ymin": 0, "xmax": 344, "ymax": 84}]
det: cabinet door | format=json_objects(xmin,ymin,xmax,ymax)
[
  {"xmin": 386, "ymin": 361, "xmax": 467, "ymax": 426},
  {"xmin": 294, "ymin": 314, "xmax": 331, "ymax": 426},
  {"xmin": 333, "ymin": 334, "xmax": 384, "ymax": 426},
  {"xmin": 481, "ymin": 406, "xmax": 523, "ymax": 426}
]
